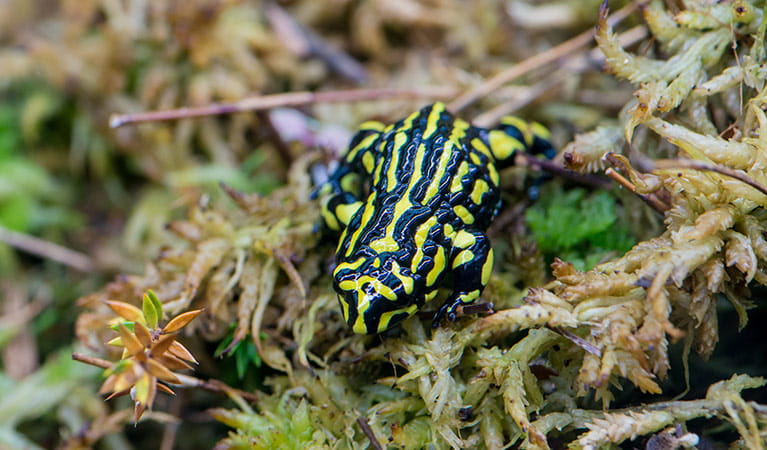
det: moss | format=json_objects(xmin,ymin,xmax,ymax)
[
  {"xmin": 1, "ymin": 0, "xmax": 764, "ymax": 448},
  {"xmin": 525, "ymin": 184, "xmax": 635, "ymax": 270}
]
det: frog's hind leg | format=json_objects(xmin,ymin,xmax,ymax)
[
  {"xmin": 485, "ymin": 117, "xmax": 556, "ymax": 169},
  {"xmin": 433, "ymin": 229, "xmax": 494, "ymax": 326},
  {"xmin": 488, "ymin": 117, "xmax": 557, "ymax": 199}
]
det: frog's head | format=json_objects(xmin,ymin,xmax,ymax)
[{"xmin": 333, "ymin": 258, "xmax": 422, "ymax": 334}]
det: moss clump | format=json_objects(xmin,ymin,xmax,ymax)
[{"xmin": 525, "ymin": 184, "xmax": 635, "ymax": 270}]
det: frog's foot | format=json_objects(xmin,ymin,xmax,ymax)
[
  {"xmin": 455, "ymin": 301, "xmax": 494, "ymax": 318},
  {"xmin": 431, "ymin": 299, "xmax": 458, "ymax": 327},
  {"xmin": 430, "ymin": 229, "xmax": 494, "ymax": 329},
  {"xmin": 432, "ymin": 295, "xmax": 494, "ymax": 328}
]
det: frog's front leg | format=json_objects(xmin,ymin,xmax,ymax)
[
  {"xmin": 320, "ymin": 192, "xmax": 363, "ymax": 232},
  {"xmin": 316, "ymin": 123, "xmax": 384, "ymax": 231},
  {"xmin": 432, "ymin": 229, "xmax": 494, "ymax": 326}
]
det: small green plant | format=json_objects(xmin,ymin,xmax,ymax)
[
  {"xmin": 525, "ymin": 184, "xmax": 634, "ymax": 270},
  {"xmin": 0, "ymin": 97, "xmax": 80, "ymax": 271},
  {"xmin": 76, "ymin": 291, "xmax": 202, "ymax": 422},
  {"xmin": 215, "ymin": 327, "xmax": 263, "ymax": 380}
]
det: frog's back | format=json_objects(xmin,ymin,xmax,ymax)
[
  {"xmin": 387, "ymin": 105, "xmax": 500, "ymax": 223},
  {"xmin": 340, "ymin": 104, "xmax": 501, "ymax": 258}
]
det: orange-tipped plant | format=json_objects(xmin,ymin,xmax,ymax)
[{"xmin": 98, "ymin": 291, "xmax": 202, "ymax": 422}]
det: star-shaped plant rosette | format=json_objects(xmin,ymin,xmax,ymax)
[{"xmin": 78, "ymin": 291, "xmax": 202, "ymax": 422}]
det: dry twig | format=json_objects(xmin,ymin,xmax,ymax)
[
  {"xmin": 110, "ymin": 87, "xmax": 457, "ymax": 127},
  {"xmin": 71, "ymin": 353, "xmax": 260, "ymax": 403},
  {"xmin": 356, "ymin": 416, "xmax": 384, "ymax": 450},
  {"xmin": 652, "ymin": 159, "xmax": 767, "ymax": 197},
  {"xmin": 448, "ymin": 2, "xmax": 639, "ymax": 112},
  {"xmin": 516, "ymin": 151, "xmax": 611, "ymax": 188},
  {"xmin": 604, "ymin": 153, "xmax": 672, "ymax": 213},
  {"xmin": 0, "ymin": 225, "xmax": 94, "ymax": 272}
]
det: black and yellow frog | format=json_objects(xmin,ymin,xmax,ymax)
[{"xmin": 316, "ymin": 102, "xmax": 554, "ymax": 334}]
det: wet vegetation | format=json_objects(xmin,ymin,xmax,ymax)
[{"xmin": 1, "ymin": 0, "xmax": 766, "ymax": 448}]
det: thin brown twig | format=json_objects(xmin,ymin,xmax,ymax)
[
  {"xmin": 471, "ymin": 77, "xmax": 560, "ymax": 128},
  {"xmin": 72, "ymin": 352, "xmax": 112, "ymax": 369},
  {"xmin": 356, "ymin": 416, "xmax": 384, "ymax": 450},
  {"xmin": 0, "ymin": 225, "xmax": 94, "ymax": 272},
  {"xmin": 604, "ymin": 167, "xmax": 635, "ymax": 192},
  {"xmin": 72, "ymin": 353, "xmax": 260, "ymax": 403},
  {"xmin": 517, "ymin": 152, "xmax": 612, "ymax": 188},
  {"xmin": 604, "ymin": 152, "xmax": 672, "ymax": 213},
  {"xmin": 109, "ymin": 87, "xmax": 457, "ymax": 128},
  {"xmin": 179, "ymin": 376, "xmax": 259, "ymax": 404},
  {"xmin": 447, "ymin": 2, "xmax": 639, "ymax": 112},
  {"xmin": 111, "ymin": 8, "xmax": 640, "ymax": 130},
  {"xmin": 549, "ymin": 326, "xmax": 602, "ymax": 357},
  {"xmin": 605, "ymin": 168, "xmax": 670, "ymax": 213},
  {"xmin": 652, "ymin": 159, "xmax": 767, "ymax": 196},
  {"xmin": 471, "ymin": 24, "xmax": 648, "ymax": 127}
]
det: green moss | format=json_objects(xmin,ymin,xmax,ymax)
[
  {"xmin": 525, "ymin": 184, "xmax": 635, "ymax": 270},
  {"xmin": 212, "ymin": 396, "xmax": 319, "ymax": 450}
]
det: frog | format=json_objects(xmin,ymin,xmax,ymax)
[{"xmin": 316, "ymin": 102, "xmax": 554, "ymax": 334}]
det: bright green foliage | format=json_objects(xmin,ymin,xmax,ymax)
[
  {"xmin": 0, "ymin": 102, "xmax": 80, "ymax": 272},
  {"xmin": 525, "ymin": 184, "xmax": 635, "ymax": 270},
  {"xmin": 0, "ymin": 351, "xmax": 99, "ymax": 450},
  {"xmin": 0, "ymin": 98, "xmax": 81, "ymax": 271},
  {"xmin": 0, "ymin": 106, "xmax": 53, "ymax": 232},
  {"xmin": 165, "ymin": 162, "xmax": 280, "ymax": 195},
  {"xmin": 215, "ymin": 329, "xmax": 263, "ymax": 380},
  {"xmin": 237, "ymin": 151, "xmax": 282, "ymax": 194},
  {"xmin": 142, "ymin": 290, "xmax": 163, "ymax": 329},
  {"xmin": 0, "ymin": 106, "xmax": 20, "ymax": 159},
  {"xmin": 212, "ymin": 397, "xmax": 316, "ymax": 450}
]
